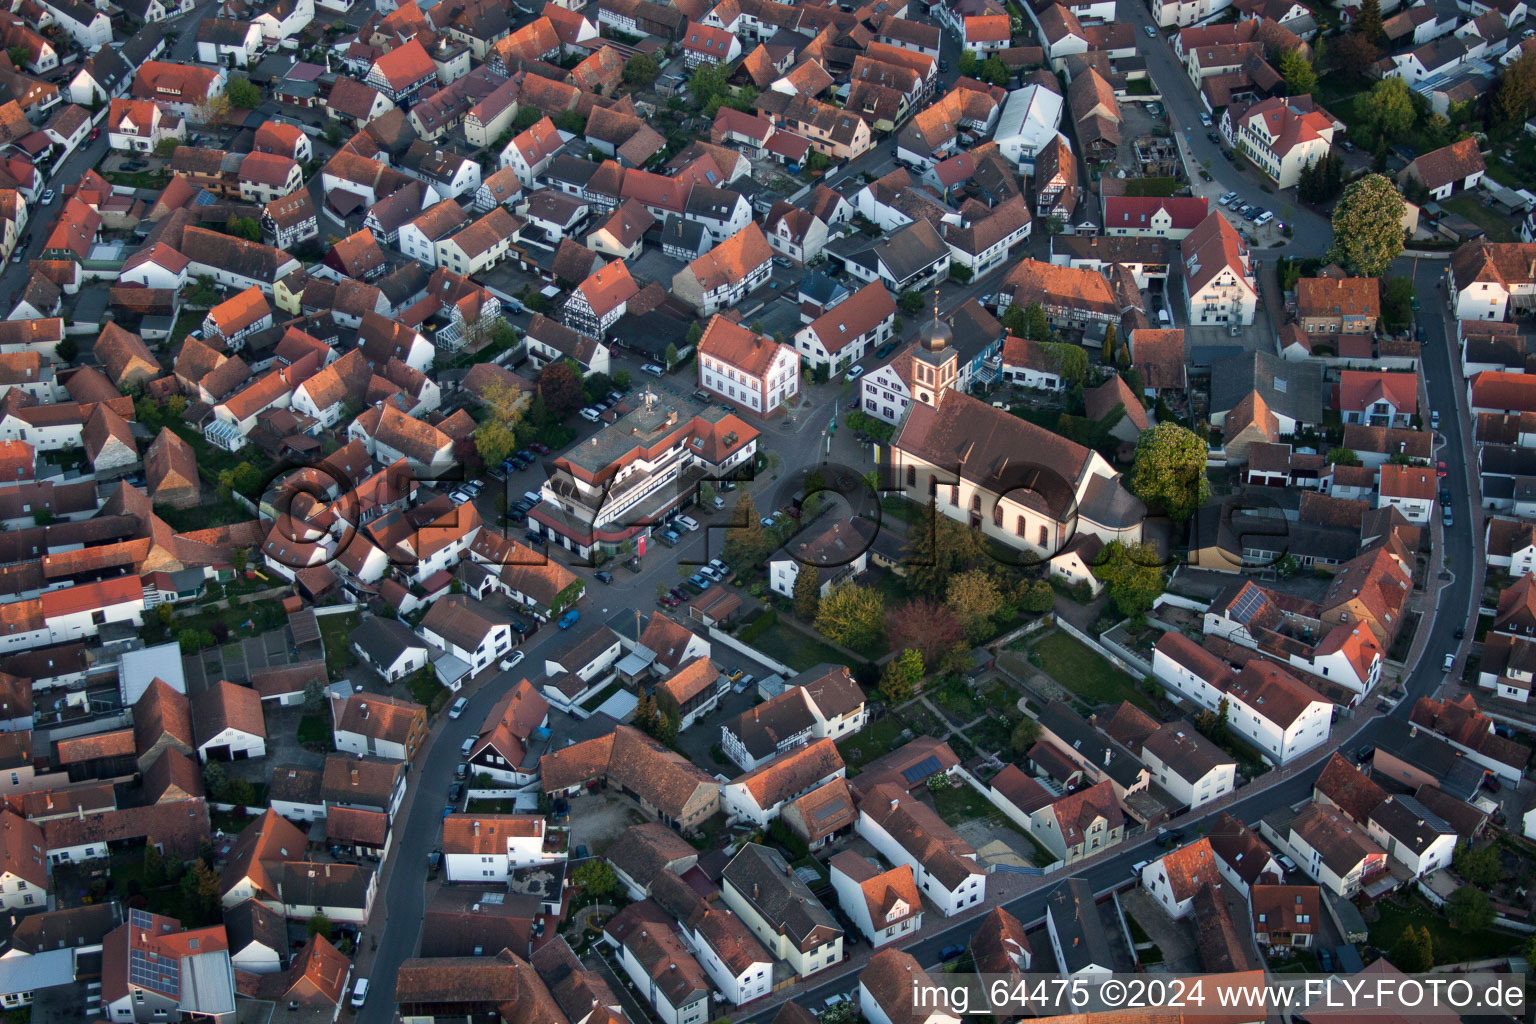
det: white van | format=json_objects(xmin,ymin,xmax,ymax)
[
  {"xmin": 351, "ymin": 979, "xmax": 369, "ymax": 1008},
  {"xmin": 579, "ymin": 407, "xmax": 602, "ymax": 423},
  {"xmin": 460, "ymin": 737, "xmax": 475, "ymax": 756},
  {"xmin": 1158, "ymin": 308, "xmax": 1172, "ymax": 325}
]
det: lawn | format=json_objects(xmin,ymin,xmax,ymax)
[
  {"xmin": 1030, "ymin": 631, "xmax": 1155, "ymax": 711},
  {"xmin": 580, "ymin": 681, "xmax": 624, "ymax": 712},
  {"xmin": 406, "ymin": 671, "xmax": 452, "ymax": 714},
  {"xmin": 1367, "ymin": 895, "xmax": 1523, "ymax": 965},
  {"xmin": 928, "ymin": 780, "xmax": 994, "ymax": 822},
  {"xmin": 297, "ymin": 713, "xmax": 334, "ymax": 750},
  {"xmin": 839, "ymin": 714, "xmax": 911, "ymax": 769},
  {"xmin": 318, "ymin": 611, "xmax": 360, "ymax": 678},
  {"xmin": 1440, "ymin": 194, "xmax": 1516, "ymax": 243},
  {"xmin": 931, "ymin": 676, "xmax": 982, "ymax": 720},
  {"xmin": 752, "ymin": 619, "xmax": 860, "ymax": 672}
]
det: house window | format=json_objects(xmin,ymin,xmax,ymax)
[{"xmin": 992, "ymin": 504, "xmax": 1002, "ymax": 527}]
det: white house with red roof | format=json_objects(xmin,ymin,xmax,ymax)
[
  {"xmin": 365, "ymin": 39, "xmax": 438, "ymax": 104},
  {"xmin": 1179, "ymin": 211, "xmax": 1256, "ymax": 326},
  {"xmin": 1103, "ymin": 196, "xmax": 1210, "ymax": 239},
  {"xmin": 1377, "ymin": 463, "xmax": 1436, "ymax": 524},
  {"xmin": 498, "ymin": 116, "xmax": 566, "ymax": 186},
  {"xmin": 697, "ymin": 315, "xmax": 800, "ymax": 415},
  {"xmin": 682, "ymin": 20, "xmax": 742, "ymax": 66},
  {"xmin": 1337, "ymin": 370, "xmax": 1418, "ymax": 428},
  {"xmin": 1231, "ymin": 94, "xmax": 1341, "ymax": 189},
  {"xmin": 829, "ymin": 851, "xmax": 924, "ymax": 948}
]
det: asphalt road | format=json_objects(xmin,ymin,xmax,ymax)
[{"xmin": 1119, "ymin": 0, "xmax": 1334, "ymax": 257}]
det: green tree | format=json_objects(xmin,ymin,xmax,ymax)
[
  {"xmin": 633, "ymin": 692, "xmax": 662, "ymax": 737},
  {"xmin": 1452, "ymin": 841, "xmax": 1501, "ymax": 887},
  {"xmin": 979, "ymin": 56, "xmax": 1009, "ymax": 87},
  {"xmin": 945, "ymin": 568, "xmax": 1004, "ymax": 643},
  {"xmin": 804, "ymin": 149, "xmax": 829, "ymax": 175},
  {"xmin": 1000, "ymin": 303, "xmax": 1027, "ymax": 336},
  {"xmin": 1445, "ymin": 885, "xmax": 1494, "ymax": 932},
  {"xmin": 792, "ymin": 564, "xmax": 821, "ymax": 619},
  {"xmin": 154, "ymin": 136, "xmax": 180, "ymax": 157},
  {"xmin": 903, "ymin": 501, "xmax": 989, "ymax": 597},
  {"xmin": 1021, "ymin": 302, "xmax": 1052, "ymax": 341},
  {"xmin": 1355, "ymin": 0, "xmax": 1384, "ymax": 44},
  {"xmin": 303, "ymin": 677, "xmax": 325, "ymax": 712},
  {"xmin": 572, "ymin": 859, "xmax": 620, "ymax": 900},
  {"xmin": 142, "ymin": 843, "xmax": 166, "ymax": 888},
  {"xmin": 899, "ymin": 290, "xmax": 926, "ymax": 315},
  {"xmin": 225, "ymin": 76, "xmax": 262, "ymax": 109},
  {"xmin": 513, "ymin": 106, "xmax": 543, "ymax": 131},
  {"xmin": 1022, "ymin": 579, "xmax": 1055, "ymax": 613},
  {"xmin": 1276, "ymin": 47, "xmax": 1317, "ymax": 96},
  {"xmin": 1042, "ymin": 342, "xmax": 1087, "ymax": 386},
  {"xmin": 622, "ymin": 52, "xmax": 660, "ymax": 87},
  {"xmin": 1389, "ymin": 923, "xmax": 1434, "ymax": 970},
  {"xmin": 815, "ymin": 583, "xmax": 886, "ymax": 652},
  {"xmin": 664, "ymin": 342, "xmax": 680, "ymax": 369},
  {"xmin": 323, "ymin": 121, "xmax": 342, "ymax": 146},
  {"xmin": 6, "ymin": 45, "xmax": 29, "ymax": 68},
  {"xmin": 156, "ymin": 603, "xmax": 175, "ymax": 627},
  {"xmin": 957, "ymin": 50, "xmax": 978, "ymax": 77},
  {"xmin": 690, "ymin": 60, "xmax": 732, "ymax": 113},
  {"xmin": 879, "ymin": 648, "xmax": 923, "ymax": 703},
  {"xmin": 308, "ymin": 913, "xmax": 333, "ymax": 940},
  {"xmin": 1130, "ymin": 422, "xmax": 1211, "ymax": 520},
  {"xmin": 1331, "ymin": 31, "xmax": 1379, "ymax": 75},
  {"xmin": 225, "ymin": 215, "xmax": 261, "ymax": 241},
  {"xmin": 1010, "ymin": 717, "xmax": 1041, "ymax": 755},
  {"xmin": 1358, "ymin": 77, "xmax": 1415, "ymax": 145},
  {"xmin": 725, "ymin": 492, "xmax": 772, "ymax": 565},
  {"xmin": 1494, "ymin": 51, "xmax": 1536, "ymax": 133},
  {"xmin": 231, "ymin": 547, "xmax": 247, "ymax": 574},
  {"xmin": 1094, "ymin": 542, "xmax": 1166, "ymax": 618},
  {"xmin": 1326, "ymin": 447, "xmax": 1361, "ymax": 467},
  {"xmin": 1329, "ymin": 174, "xmax": 1405, "ymax": 276},
  {"xmin": 474, "ymin": 376, "xmax": 526, "ymax": 467},
  {"xmin": 177, "ymin": 628, "xmax": 214, "ymax": 654}
]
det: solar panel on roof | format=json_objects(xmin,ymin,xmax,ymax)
[
  {"xmin": 901, "ymin": 755, "xmax": 942, "ymax": 784},
  {"xmin": 129, "ymin": 908, "xmax": 156, "ymax": 929},
  {"xmin": 129, "ymin": 948, "xmax": 180, "ymax": 997},
  {"xmin": 1228, "ymin": 585, "xmax": 1268, "ymax": 625}
]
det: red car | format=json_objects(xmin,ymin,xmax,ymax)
[
  {"xmin": 88, "ymin": 129, "xmax": 100, "ymax": 140},
  {"xmin": 1437, "ymin": 460, "xmax": 1448, "ymax": 478}
]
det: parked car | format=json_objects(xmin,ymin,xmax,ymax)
[
  {"xmin": 669, "ymin": 587, "xmax": 689, "ymax": 602},
  {"xmin": 351, "ymin": 979, "xmax": 369, "ymax": 1008},
  {"xmin": 1254, "ymin": 210, "xmax": 1274, "ymax": 226},
  {"xmin": 726, "ymin": 667, "xmax": 744, "ymax": 682},
  {"xmin": 1430, "ymin": 410, "xmax": 1440, "ymax": 428},
  {"xmin": 501, "ymin": 651, "xmax": 525, "ymax": 671},
  {"xmin": 939, "ymin": 945, "xmax": 965, "ymax": 961},
  {"xmin": 605, "ymin": 392, "xmax": 623, "ymax": 406},
  {"xmin": 460, "ymin": 737, "xmax": 475, "ymax": 756},
  {"xmin": 1131, "ymin": 860, "xmax": 1149, "ymax": 877},
  {"xmin": 656, "ymin": 529, "xmax": 680, "ymax": 546},
  {"xmin": 674, "ymin": 515, "xmax": 700, "ymax": 532},
  {"xmin": 1436, "ymin": 460, "xmax": 1448, "ymax": 478},
  {"xmin": 686, "ymin": 574, "xmax": 709, "ymax": 592},
  {"xmin": 1443, "ymin": 652, "xmax": 1455, "ymax": 671},
  {"xmin": 1440, "ymin": 487, "xmax": 1451, "ymax": 504},
  {"xmin": 448, "ymin": 697, "xmax": 468, "ymax": 719},
  {"xmin": 529, "ymin": 442, "xmax": 551, "ymax": 454},
  {"xmin": 692, "ymin": 390, "xmax": 711, "ymax": 403},
  {"xmin": 1144, "ymin": 24, "xmax": 1156, "ymax": 35},
  {"xmin": 449, "ymin": 782, "xmax": 462, "ymax": 802},
  {"xmin": 448, "ymin": 490, "xmax": 472, "ymax": 505},
  {"xmin": 523, "ymin": 491, "xmax": 542, "ymax": 506},
  {"xmin": 874, "ymin": 341, "xmax": 898, "ymax": 359},
  {"xmin": 594, "ymin": 570, "xmax": 614, "ymax": 584},
  {"xmin": 708, "ymin": 558, "xmax": 730, "ymax": 577},
  {"xmin": 1443, "ymin": 506, "xmax": 1453, "ymax": 527},
  {"xmin": 1218, "ymin": 191, "xmax": 1238, "ymax": 205},
  {"xmin": 698, "ymin": 566, "xmax": 722, "ymax": 582},
  {"xmin": 40, "ymin": 189, "xmax": 54, "ymax": 204},
  {"xmin": 1199, "ymin": 112, "xmax": 1212, "ymax": 126},
  {"xmin": 1318, "ymin": 949, "xmax": 1334, "ymax": 972},
  {"xmin": 846, "ymin": 364, "xmax": 865, "ymax": 379},
  {"xmin": 579, "ymin": 407, "xmax": 602, "ymax": 422},
  {"xmin": 623, "ymin": 556, "xmax": 642, "ymax": 573},
  {"xmin": 760, "ymin": 516, "xmax": 778, "ymax": 527},
  {"xmin": 660, "ymin": 593, "xmax": 680, "ymax": 607},
  {"xmin": 557, "ymin": 609, "xmax": 580, "ymax": 629},
  {"xmin": 641, "ymin": 362, "xmax": 665, "ymax": 376}
]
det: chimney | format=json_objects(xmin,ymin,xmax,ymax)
[
  {"xmin": 753, "ymin": 883, "xmax": 759, "ymax": 899},
  {"xmin": 1103, "ymin": 748, "xmax": 1112, "ymax": 767},
  {"xmin": 473, "ymin": 820, "xmax": 480, "ymax": 836},
  {"xmin": 350, "ymin": 768, "xmax": 359, "ymax": 786},
  {"xmin": 889, "ymin": 798, "xmax": 899, "ymax": 811}
]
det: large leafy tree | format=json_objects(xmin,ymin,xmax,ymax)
[
  {"xmin": 1275, "ymin": 48, "xmax": 1316, "ymax": 96},
  {"xmin": 1042, "ymin": 342, "xmax": 1087, "ymax": 386},
  {"xmin": 1358, "ymin": 77, "xmax": 1416, "ymax": 145},
  {"xmin": 537, "ymin": 361, "xmax": 584, "ymax": 419},
  {"xmin": 883, "ymin": 597, "xmax": 966, "ymax": 670},
  {"xmin": 815, "ymin": 583, "xmax": 886, "ymax": 652},
  {"xmin": 622, "ymin": 52, "xmax": 660, "ymax": 88},
  {"xmin": 1130, "ymin": 423, "xmax": 1210, "ymax": 520},
  {"xmin": 903, "ymin": 500, "xmax": 988, "ymax": 597},
  {"xmin": 792, "ymin": 564, "xmax": 821, "ymax": 619},
  {"xmin": 473, "ymin": 376, "xmax": 525, "ymax": 467},
  {"xmin": 725, "ymin": 492, "xmax": 771, "ymax": 565},
  {"xmin": 945, "ymin": 569, "xmax": 1005, "ymax": 644},
  {"xmin": 1093, "ymin": 542, "xmax": 1166, "ymax": 618},
  {"xmin": 1330, "ymin": 31, "xmax": 1379, "ymax": 73},
  {"xmin": 1445, "ymin": 886, "xmax": 1494, "ymax": 933},
  {"xmin": 1390, "ymin": 924, "xmax": 1433, "ymax": 972},
  {"xmin": 1354, "ymin": 0, "xmax": 1384, "ymax": 45},
  {"xmin": 1329, "ymin": 174, "xmax": 1405, "ymax": 277},
  {"xmin": 1494, "ymin": 51, "xmax": 1536, "ymax": 134},
  {"xmin": 879, "ymin": 648, "xmax": 923, "ymax": 703},
  {"xmin": 226, "ymin": 76, "xmax": 261, "ymax": 109}
]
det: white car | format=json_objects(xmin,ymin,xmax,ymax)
[
  {"xmin": 579, "ymin": 407, "xmax": 602, "ymax": 422},
  {"xmin": 448, "ymin": 697, "xmax": 468, "ymax": 719},
  {"xmin": 1218, "ymin": 191, "xmax": 1239, "ymax": 206},
  {"xmin": 674, "ymin": 515, "xmax": 700, "ymax": 532},
  {"xmin": 40, "ymin": 189, "xmax": 54, "ymax": 205},
  {"xmin": 351, "ymin": 979, "xmax": 369, "ymax": 1008},
  {"xmin": 698, "ymin": 566, "xmax": 722, "ymax": 582},
  {"xmin": 846, "ymin": 364, "xmax": 865, "ymax": 379},
  {"xmin": 641, "ymin": 362, "xmax": 665, "ymax": 376},
  {"xmin": 1253, "ymin": 211, "xmax": 1274, "ymax": 226},
  {"xmin": 448, "ymin": 490, "xmax": 472, "ymax": 505},
  {"xmin": 501, "ymin": 651, "xmax": 525, "ymax": 671},
  {"xmin": 460, "ymin": 737, "xmax": 475, "ymax": 756},
  {"xmin": 708, "ymin": 558, "xmax": 730, "ymax": 576},
  {"xmin": 1199, "ymin": 112, "xmax": 1212, "ymax": 126}
]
